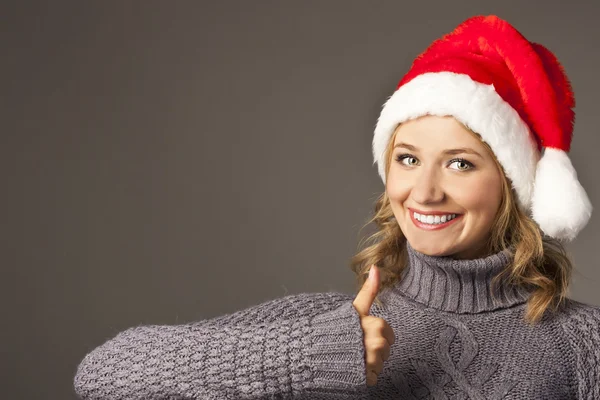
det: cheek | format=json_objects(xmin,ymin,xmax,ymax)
[
  {"xmin": 386, "ymin": 178, "xmax": 409, "ymax": 202},
  {"xmin": 386, "ymin": 166, "xmax": 410, "ymax": 198},
  {"xmin": 452, "ymin": 175, "xmax": 502, "ymax": 217}
]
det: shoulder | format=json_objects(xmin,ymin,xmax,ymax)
[
  {"xmin": 556, "ymin": 298, "xmax": 600, "ymax": 343},
  {"xmin": 556, "ymin": 298, "xmax": 600, "ymax": 398},
  {"xmin": 206, "ymin": 291, "xmax": 354, "ymax": 326},
  {"xmin": 558, "ymin": 298, "xmax": 600, "ymax": 329}
]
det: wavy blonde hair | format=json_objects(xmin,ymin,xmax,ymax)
[{"xmin": 350, "ymin": 122, "xmax": 573, "ymax": 326}]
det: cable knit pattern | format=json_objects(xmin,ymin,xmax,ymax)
[
  {"xmin": 74, "ymin": 241, "xmax": 600, "ymax": 399},
  {"xmin": 560, "ymin": 300, "xmax": 600, "ymax": 399},
  {"xmin": 406, "ymin": 314, "xmax": 519, "ymax": 399}
]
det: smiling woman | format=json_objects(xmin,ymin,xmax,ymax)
[
  {"xmin": 348, "ymin": 14, "xmax": 598, "ymax": 397},
  {"xmin": 351, "ymin": 112, "xmax": 573, "ymax": 324},
  {"xmin": 386, "ymin": 115, "xmax": 503, "ymax": 260},
  {"xmin": 73, "ymin": 15, "xmax": 599, "ymax": 400}
]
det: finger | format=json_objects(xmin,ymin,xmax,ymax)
[
  {"xmin": 381, "ymin": 345, "xmax": 391, "ymax": 362},
  {"xmin": 365, "ymin": 345, "xmax": 384, "ymax": 375},
  {"xmin": 366, "ymin": 370, "xmax": 378, "ymax": 387},
  {"xmin": 381, "ymin": 321, "xmax": 396, "ymax": 346},
  {"xmin": 353, "ymin": 265, "xmax": 380, "ymax": 317}
]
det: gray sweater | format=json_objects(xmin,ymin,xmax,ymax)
[{"xmin": 73, "ymin": 241, "xmax": 600, "ymax": 399}]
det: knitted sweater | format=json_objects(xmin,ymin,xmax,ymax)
[{"xmin": 73, "ymin": 241, "xmax": 600, "ymax": 399}]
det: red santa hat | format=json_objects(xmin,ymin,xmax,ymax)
[{"xmin": 372, "ymin": 15, "xmax": 592, "ymax": 242}]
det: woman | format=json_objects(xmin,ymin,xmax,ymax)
[{"xmin": 73, "ymin": 15, "xmax": 599, "ymax": 399}]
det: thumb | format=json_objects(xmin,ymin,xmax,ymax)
[{"xmin": 353, "ymin": 265, "xmax": 380, "ymax": 317}]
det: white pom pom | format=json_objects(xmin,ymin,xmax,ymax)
[{"xmin": 531, "ymin": 147, "xmax": 593, "ymax": 241}]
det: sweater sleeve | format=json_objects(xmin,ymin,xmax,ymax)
[
  {"xmin": 73, "ymin": 292, "xmax": 369, "ymax": 400},
  {"xmin": 560, "ymin": 300, "xmax": 600, "ymax": 399},
  {"xmin": 201, "ymin": 292, "xmax": 356, "ymax": 326}
]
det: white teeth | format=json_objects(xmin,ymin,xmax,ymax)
[{"xmin": 414, "ymin": 212, "xmax": 457, "ymax": 225}]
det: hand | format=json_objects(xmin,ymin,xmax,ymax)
[{"xmin": 352, "ymin": 265, "xmax": 396, "ymax": 387}]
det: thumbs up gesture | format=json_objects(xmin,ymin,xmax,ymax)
[{"xmin": 352, "ymin": 265, "xmax": 396, "ymax": 387}]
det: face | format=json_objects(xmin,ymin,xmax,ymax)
[{"xmin": 386, "ymin": 115, "xmax": 503, "ymax": 259}]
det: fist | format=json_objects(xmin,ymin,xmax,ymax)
[{"xmin": 352, "ymin": 265, "xmax": 395, "ymax": 387}]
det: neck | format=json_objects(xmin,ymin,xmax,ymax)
[{"xmin": 390, "ymin": 240, "xmax": 532, "ymax": 313}]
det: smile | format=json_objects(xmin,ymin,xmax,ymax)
[{"xmin": 410, "ymin": 211, "xmax": 462, "ymax": 231}]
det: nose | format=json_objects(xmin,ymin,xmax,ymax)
[{"xmin": 410, "ymin": 165, "xmax": 446, "ymax": 205}]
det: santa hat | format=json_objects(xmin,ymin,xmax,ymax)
[{"xmin": 372, "ymin": 15, "xmax": 592, "ymax": 242}]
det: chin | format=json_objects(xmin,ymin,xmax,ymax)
[{"xmin": 407, "ymin": 239, "xmax": 456, "ymax": 257}]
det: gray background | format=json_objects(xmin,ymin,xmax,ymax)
[{"xmin": 3, "ymin": 1, "xmax": 599, "ymax": 399}]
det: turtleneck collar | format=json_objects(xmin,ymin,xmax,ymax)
[{"xmin": 388, "ymin": 240, "xmax": 532, "ymax": 314}]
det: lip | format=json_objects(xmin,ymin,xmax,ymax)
[
  {"xmin": 408, "ymin": 208, "xmax": 461, "ymax": 216},
  {"xmin": 409, "ymin": 209, "xmax": 462, "ymax": 231}
]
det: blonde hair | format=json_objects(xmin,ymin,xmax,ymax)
[{"xmin": 350, "ymin": 122, "xmax": 573, "ymax": 326}]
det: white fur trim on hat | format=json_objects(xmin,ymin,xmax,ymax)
[
  {"xmin": 372, "ymin": 71, "xmax": 540, "ymax": 213},
  {"xmin": 531, "ymin": 147, "xmax": 593, "ymax": 241}
]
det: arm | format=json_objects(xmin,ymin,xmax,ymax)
[
  {"xmin": 560, "ymin": 300, "xmax": 600, "ymax": 399},
  {"xmin": 73, "ymin": 293, "xmax": 369, "ymax": 400},
  {"xmin": 201, "ymin": 292, "xmax": 356, "ymax": 326}
]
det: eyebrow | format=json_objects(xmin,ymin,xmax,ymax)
[{"xmin": 393, "ymin": 142, "xmax": 484, "ymax": 159}]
